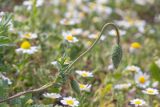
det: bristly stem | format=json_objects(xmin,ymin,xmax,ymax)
[
  {"xmin": 0, "ymin": 23, "xmax": 120, "ymax": 103},
  {"xmin": 64, "ymin": 23, "xmax": 120, "ymax": 73}
]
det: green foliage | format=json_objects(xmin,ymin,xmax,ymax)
[{"xmin": 150, "ymin": 62, "xmax": 160, "ymax": 82}]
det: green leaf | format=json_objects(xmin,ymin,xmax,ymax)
[{"xmin": 150, "ymin": 62, "xmax": 160, "ymax": 82}]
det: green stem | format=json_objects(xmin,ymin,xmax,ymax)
[
  {"xmin": 64, "ymin": 23, "xmax": 120, "ymax": 73},
  {"xmin": 0, "ymin": 23, "xmax": 120, "ymax": 103}
]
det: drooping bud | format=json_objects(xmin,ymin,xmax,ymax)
[
  {"xmin": 70, "ymin": 76, "xmax": 80, "ymax": 95},
  {"xmin": 111, "ymin": 44, "xmax": 122, "ymax": 69}
]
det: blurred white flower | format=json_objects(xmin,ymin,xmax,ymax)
[
  {"xmin": 115, "ymin": 19, "xmax": 146, "ymax": 33},
  {"xmin": 70, "ymin": 28, "xmax": 83, "ymax": 35},
  {"xmin": 125, "ymin": 65, "xmax": 141, "ymax": 73},
  {"xmin": 135, "ymin": 71, "xmax": 150, "ymax": 88},
  {"xmin": 60, "ymin": 96, "xmax": 79, "ymax": 107},
  {"xmin": 88, "ymin": 32, "xmax": 106, "ymax": 41},
  {"xmin": 51, "ymin": 61, "xmax": 58, "ymax": 66},
  {"xmin": 152, "ymin": 81, "xmax": 159, "ymax": 87},
  {"xmin": 20, "ymin": 33, "xmax": 37, "ymax": 39},
  {"xmin": 108, "ymin": 64, "xmax": 114, "ymax": 71},
  {"xmin": 60, "ymin": 18, "xmax": 80, "ymax": 25},
  {"xmin": 89, "ymin": 3, "xmax": 112, "ymax": 16},
  {"xmin": 114, "ymin": 83, "xmax": 131, "ymax": 90},
  {"xmin": 36, "ymin": 0, "xmax": 44, "ymax": 7},
  {"xmin": 43, "ymin": 93, "xmax": 61, "ymax": 99},
  {"xmin": 130, "ymin": 98, "xmax": 146, "ymax": 107},
  {"xmin": 16, "ymin": 41, "xmax": 38, "ymax": 54},
  {"xmin": 76, "ymin": 70, "xmax": 93, "ymax": 77},
  {"xmin": 108, "ymin": 29, "xmax": 126, "ymax": 36},
  {"xmin": 79, "ymin": 83, "xmax": 91, "ymax": 92},
  {"xmin": 0, "ymin": 73, "xmax": 12, "ymax": 85},
  {"xmin": 134, "ymin": 0, "xmax": 155, "ymax": 5},
  {"xmin": 0, "ymin": 11, "xmax": 5, "ymax": 17},
  {"xmin": 142, "ymin": 88, "xmax": 159, "ymax": 95},
  {"xmin": 62, "ymin": 32, "xmax": 78, "ymax": 43},
  {"xmin": 23, "ymin": 0, "xmax": 44, "ymax": 10}
]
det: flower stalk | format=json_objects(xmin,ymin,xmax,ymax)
[{"xmin": 0, "ymin": 23, "xmax": 121, "ymax": 103}]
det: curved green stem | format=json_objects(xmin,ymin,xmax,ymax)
[
  {"xmin": 64, "ymin": 23, "xmax": 120, "ymax": 73},
  {"xmin": 0, "ymin": 23, "xmax": 120, "ymax": 103}
]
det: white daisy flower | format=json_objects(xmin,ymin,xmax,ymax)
[
  {"xmin": 62, "ymin": 32, "xmax": 78, "ymax": 43},
  {"xmin": 43, "ymin": 93, "xmax": 61, "ymax": 99},
  {"xmin": 20, "ymin": 33, "xmax": 37, "ymax": 39},
  {"xmin": 129, "ymin": 42, "xmax": 142, "ymax": 53},
  {"xmin": 70, "ymin": 28, "xmax": 83, "ymax": 35},
  {"xmin": 76, "ymin": 70, "xmax": 93, "ymax": 77},
  {"xmin": 115, "ymin": 19, "xmax": 146, "ymax": 33},
  {"xmin": 51, "ymin": 61, "xmax": 58, "ymax": 66},
  {"xmin": 135, "ymin": 71, "xmax": 150, "ymax": 88},
  {"xmin": 23, "ymin": 0, "xmax": 33, "ymax": 10},
  {"xmin": 23, "ymin": 0, "xmax": 44, "ymax": 10},
  {"xmin": 130, "ymin": 98, "xmax": 146, "ymax": 107},
  {"xmin": 79, "ymin": 83, "xmax": 91, "ymax": 92},
  {"xmin": 125, "ymin": 65, "xmax": 141, "ymax": 72},
  {"xmin": 155, "ymin": 59, "xmax": 160, "ymax": 68},
  {"xmin": 0, "ymin": 73, "xmax": 12, "ymax": 85},
  {"xmin": 142, "ymin": 88, "xmax": 159, "ymax": 95},
  {"xmin": 60, "ymin": 18, "xmax": 80, "ymax": 25},
  {"xmin": 36, "ymin": 0, "xmax": 44, "ymax": 7},
  {"xmin": 152, "ymin": 81, "xmax": 159, "ymax": 87},
  {"xmin": 60, "ymin": 96, "xmax": 79, "ymax": 107},
  {"xmin": 108, "ymin": 29, "xmax": 126, "ymax": 37},
  {"xmin": 15, "ymin": 41, "xmax": 38, "ymax": 54},
  {"xmin": 114, "ymin": 83, "xmax": 131, "ymax": 90},
  {"xmin": 88, "ymin": 33, "xmax": 106, "ymax": 41}
]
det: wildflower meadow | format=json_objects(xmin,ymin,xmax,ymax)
[{"xmin": 0, "ymin": 0, "xmax": 160, "ymax": 107}]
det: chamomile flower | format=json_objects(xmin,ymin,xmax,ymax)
[
  {"xmin": 70, "ymin": 28, "xmax": 83, "ymax": 35},
  {"xmin": 142, "ymin": 88, "xmax": 159, "ymax": 95},
  {"xmin": 76, "ymin": 70, "xmax": 93, "ymax": 77},
  {"xmin": 43, "ymin": 93, "xmax": 61, "ymax": 99},
  {"xmin": 60, "ymin": 96, "xmax": 79, "ymax": 107},
  {"xmin": 108, "ymin": 29, "xmax": 126, "ymax": 37},
  {"xmin": 135, "ymin": 71, "xmax": 150, "ymax": 88},
  {"xmin": 129, "ymin": 42, "xmax": 142, "ymax": 53},
  {"xmin": 15, "ymin": 41, "xmax": 38, "ymax": 54},
  {"xmin": 20, "ymin": 33, "xmax": 37, "ymax": 39},
  {"xmin": 79, "ymin": 83, "xmax": 91, "ymax": 92},
  {"xmin": 60, "ymin": 18, "xmax": 80, "ymax": 25},
  {"xmin": 23, "ymin": 0, "xmax": 44, "ymax": 10},
  {"xmin": 114, "ymin": 83, "xmax": 131, "ymax": 90},
  {"xmin": 62, "ymin": 32, "xmax": 78, "ymax": 43},
  {"xmin": 130, "ymin": 98, "xmax": 146, "ymax": 107},
  {"xmin": 125, "ymin": 65, "xmax": 141, "ymax": 73},
  {"xmin": 88, "ymin": 33, "xmax": 106, "ymax": 41}
]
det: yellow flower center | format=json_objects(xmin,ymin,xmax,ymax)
[
  {"xmin": 66, "ymin": 100, "xmax": 74, "ymax": 105},
  {"xmin": 20, "ymin": 41, "xmax": 31, "ymax": 49},
  {"xmin": 66, "ymin": 35, "xmax": 73, "ymax": 41},
  {"xmin": 24, "ymin": 33, "xmax": 31, "ymax": 38},
  {"xmin": 82, "ymin": 72, "xmax": 88, "ymax": 77},
  {"xmin": 131, "ymin": 42, "xmax": 141, "ymax": 49},
  {"xmin": 126, "ymin": 17, "xmax": 135, "ymax": 25},
  {"xmin": 138, "ymin": 76, "xmax": 146, "ymax": 84},
  {"xmin": 79, "ymin": 84, "xmax": 85, "ymax": 89},
  {"xmin": 134, "ymin": 100, "xmax": 142, "ymax": 105},
  {"xmin": 147, "ymin": 89, "xmax": 154, "ymax": 94}
]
